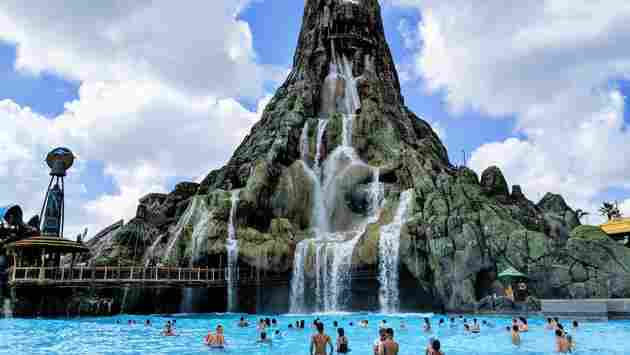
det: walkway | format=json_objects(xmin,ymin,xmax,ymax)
[{"xmin": 8, "ymin": 266, "xmax": 378, "ymax": 288}]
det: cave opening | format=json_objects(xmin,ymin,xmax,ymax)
[{"xmin": 474, "ymin": 268, "xmax": 497, "ymax": 301}]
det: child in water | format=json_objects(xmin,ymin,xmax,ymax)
[{"xmin": 511, "ymin": 325, "xmax": 520, "ymax": 346}]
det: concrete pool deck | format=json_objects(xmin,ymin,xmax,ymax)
[{"xmin": 541, "ymin": 299, "xmax": 630, "ymax": 320}]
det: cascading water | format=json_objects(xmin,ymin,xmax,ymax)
[
  {"xmin": 378, "ymin": 189, "xmax": 413, "ymax": 313},
  {"xmin": 3, "ymin": 298, "xmax": 12, "ymax": 318},
  {"xmin": 226, "ymin": 190, "xmax": 240, "ymax": 312},
  {"xmin": 289, "ymin": 45, "xmax": 384, "ymax": 312}
]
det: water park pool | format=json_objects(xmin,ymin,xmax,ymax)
[{"xmin": 1, "ymin": 313, "xmax": 628, "ymax": 355}]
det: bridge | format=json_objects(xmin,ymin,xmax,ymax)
[{"xmin": 8, "ymin": 266, "xmax": 379, "ymax": 288}]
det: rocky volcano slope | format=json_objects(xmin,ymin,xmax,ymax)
[{"xmin": 86, "ymin": 0, "xmax": 630, "ymax": 313}]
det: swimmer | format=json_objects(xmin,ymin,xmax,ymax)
[
  {"xmin": 379, "ymin": 328, "xmax": 399, "ymax": 355},
  {"xmin": 518, "ymin": 317, "xmax": 529, "ymax": 332},
  {"xmin": 336, "ymin": 327, "xmax": 350, "ymax": 354},
  {"xmin": 572, "ymin": 320, "xmax": 579, "ymax": 329},
  {"xmin": 163, "ymin": 322, "xmax": 175, "ymax": 336},
  {"xmin": 373, "ymin": 328, "xmax": 387, "ymax": 355},
  {"xmin": 511, "ymin": 325, "xmax": 520, "ymax": 346},
  {"xmin": 438, "ymin": 318, "xmax": 445, "ymax": 327},
  {"xmin": 349, "ymin": 322, "xmax": 354, "ymax": 327},
  {"xmin": 463, "ymin": 324, "xmax": 471, "ymax": 333},
  {"xmin": 145, "ymin": 319, "xmax": 151, "ymax": 327},
  {"xmin": 257, "ymin": 331, "xmax": 272, "ymax": 345},
  {"xmin": 426, "ymin": 339, "xmax": 444, "ymax": 355},
  {"xmin": 449, "ymin": 318, "xmax": 456, "ymax": 328},
  {"xmin": 555, "ymin": 329, "xmax": 570, "ymax": 353},
  {"xmin": 289, "ymin": 324, "xmax": 294, "ymax": 330},
  {"xmin": 238, "ymin": 317, "xmax": 249, "ymax": 327},
  {"xmin": 213, "ymin": 325, "xmax": 226, "ymax": 347},
  {"xmin": 379, "ymin": 320, "xmax": 387, "ymax": 329},
  {"xmin": 310, "ymin": 322, "xmax": 333, "ymax": 355},
  {"xmin": 273, "ymin": 330, "xmax": 283, "ymax": 339},
  {"xmin": 470, "ymin": 319, "xmax": 480, "ymax": 333},
  {"xmin": 423, "ymin": 318, "xmax": 432, "ymax": 332},
  {"xmin": 566, "ymin": 334, "xmax": 576, "ymax": 352},
  {"xmin": 333, "ymin": 321, "xmax": 339, "ymax": 328},
  {"xmin": 545, "ymin": 317, "xmax": 554, "ymax": 330}
]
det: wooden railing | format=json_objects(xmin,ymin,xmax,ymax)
[{"xmin": 8, "ymin": 266, "xmax": 378, "ymax": 288}]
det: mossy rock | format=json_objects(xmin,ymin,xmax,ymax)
[
  {"xmin": 352, "ymin": 223, "xmax": 380, "ymax": 266},
  {"xmin": 570, "ymin": 225, "xmax": 609, "ymax": 241}
]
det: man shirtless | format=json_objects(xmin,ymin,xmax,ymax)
[
  {"xmin": 555, "ymin": 330, "xmax": 570, "ymax": 353},
  {"xmin": 379, "ymin": 328, "xmax": 399, "ymax": 355},
  {"xmin": 310, "ymin": 322, "xmax": 333, "ymax": 355}
]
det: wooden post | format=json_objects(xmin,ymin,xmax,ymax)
[{"xmin": 39, "ymin": 248, "xmax": 46, "ymax": 280}]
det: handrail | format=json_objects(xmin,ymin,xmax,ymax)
[{"xmin": 7, "ymin": 266, "xmax": 378, "ymax": 285}]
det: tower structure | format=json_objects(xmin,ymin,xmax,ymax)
[{"xmin": 39, "ymin": 148, "xmax": 74, "ymax": 238}]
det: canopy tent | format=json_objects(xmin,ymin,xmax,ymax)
[{"xmin": 498, "ymin": 266, "xmax": 528, "ymax": 280}]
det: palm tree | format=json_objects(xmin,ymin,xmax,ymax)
[
  {"xmin": 599, "ymin": 202, "xmax": 621, "ymax": 221},
  {"xmin": 575, "ymin": 209, "xmax": 589, "ymax": 222}
]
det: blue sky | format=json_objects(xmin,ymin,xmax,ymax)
[{"xmin": 1, "ymin": 1, "xmax": 629, "ymax": 236}]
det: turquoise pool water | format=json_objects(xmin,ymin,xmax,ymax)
[{"xmin": 1, "ymin": 313, "xmax": 628, "ymax": 354}]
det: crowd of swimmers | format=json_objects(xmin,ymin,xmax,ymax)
[{"xmin": 112, "ymin": 314, "xmax": 583, "ymax": 353}]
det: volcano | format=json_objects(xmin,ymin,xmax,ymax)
[{"xmin": 66, "ymin": 0, "xmax": 630, "ymax": 316}]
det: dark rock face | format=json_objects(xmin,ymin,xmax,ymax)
[
  {"xmin": 69, "ymin": 0, "xmax": 630, "ymax": 316},
  {"xmin": 480, "ymin": 166, "xmax": 509, "ymax": 199}
]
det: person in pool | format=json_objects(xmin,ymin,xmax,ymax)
[
  {"xmin": 274, "ymin": 330, "xmax": 283, "ymax": 339},
  {"xmin": 336, "ymin": 327, "xmax": 350, "ymax": 354},
  {"xmin": 373, "ymin": 328, "xmax": 387, "ymax": 355},
  {"xmin": 213, "ymin": 325, "xmax": 226, "ymax": 347},
  {"xmin": 426, "ymin": 339, "xmax": 443, "ymax": 355},
  {"xmin": 555, "ymin": 329, "xmax": 570, "ymax": 353},
  {"xmin": 438, "ymin": 318, "xmax": 445, "ymax": 327},
  {"xmin": 145, "ymin": 319, "xmax": 151, "ymax": 327},
  {"xmin": 379, "ymin": 320, "xmax": 388, "ymax": 329},
  {"xmin": 572, "ymin": 320, "xmax": 579, "ymax": 329},
  {"xmin": 449, "ymin": 318, "xmax": 456, "ymax": 328},
  {"xmin": 310, "ymin": 322, "xmax": 333, "ymax": 355},
  {"xmin": 272, "ymin": 318, "xmax": 278, "ymax": 328},
  {"xmin": 511, "ymin": 325, "xmax": 520, "ymax": 346},
  {"xmin": 333, "ymin": 321, "xmax": 339, "ymax": 328},
  {"xmin": 470, "ymin": 319, "xmax": 480, "ymax": 333},
  {"xmin": 238, "ymin": 317, "xmax": 249, "ymax": 327},
  {"xmin": 257, "ymin": 331, "xmax": 272, "ymax": 345},
  {"xmin": 517, "ymin": 317, "xmax": 529, "ymax": 332},
  {"xmin": 163, "ymin": 322, "xmax": 175, "ymax": 336},
  {"xmin": 423, "ymin": 318, "xmax": 432, "ymax": 332},
  {"xmin": 545, "ymin": 318, "xmax": 554, "ymax": 330},
  {"xmin": 379, "ymin": 328, "xmax": 399, "ymax": 355}
]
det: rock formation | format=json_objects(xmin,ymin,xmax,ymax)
[{"xmin": 81, "ymin": 0, "xmax": 630, "ymax": 315}]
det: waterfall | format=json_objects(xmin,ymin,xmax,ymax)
[
  {"xmin": 226, "ymin": 190, "xmax": 240, "ymax": 312},
  {"xmin": 300, "ymin": 121, "xmax": 310, "ymax": 163},
  {"xmin": 289, "ymin": 240, "xmax": 309, "ymax": 313},
  {"xmin": 3, "ymin": 298, "xmax": 12, "ymax": 318},
  {"xmin": 378, "ymin": 189, "xmax": 413, "ymax": 313},
  {"xmin": 313, "ymin": 119, "xmax": 329, "ymax": 172},
  {"xmin": 289, "ymin": 43, "xmax": 376, "ymax": 312}
]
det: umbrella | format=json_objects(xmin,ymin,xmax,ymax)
[{"xmin": 498, "ymin": 266, "xmax": 528, "ymax": 281}]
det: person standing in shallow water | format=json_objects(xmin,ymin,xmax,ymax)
[
  {"xmin": 379, "ymin": 328, "xmax": 399, "ymax": 355},
  {"xmin": 336, "ymin": 327, "xmax": 349, "ymax": 354},
  {"xmin": 310, "ymin": 322, "xmax": 333, "ymax": 355}
]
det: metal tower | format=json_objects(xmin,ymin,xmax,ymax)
[{"xmin": 39, "ymin": 147, "xmax": 74, "ymax": 238}]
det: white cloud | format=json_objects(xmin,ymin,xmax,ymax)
[
  {"xmin": 390, "ymin": 0, "xmax": 630, "ymax": 210},
  {"xmin": 0, "ymin": 1, "xmax": 276, "ymax": 237},
  {"xmin": 0, "ymin": 1, "xmax": 263, "ymax": 99}
]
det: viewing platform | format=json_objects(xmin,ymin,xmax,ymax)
[{"xmin": 8, "ymin": 266, "xmax": 379, "ymax": 289}]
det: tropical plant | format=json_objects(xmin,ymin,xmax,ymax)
[
  {"xmin": 575, "ymin": 209, "xmax": 590, "ymax": 221},
  {"xmin": 599, "ymin": 202, "xmax": 621, "ymax": 221}
]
